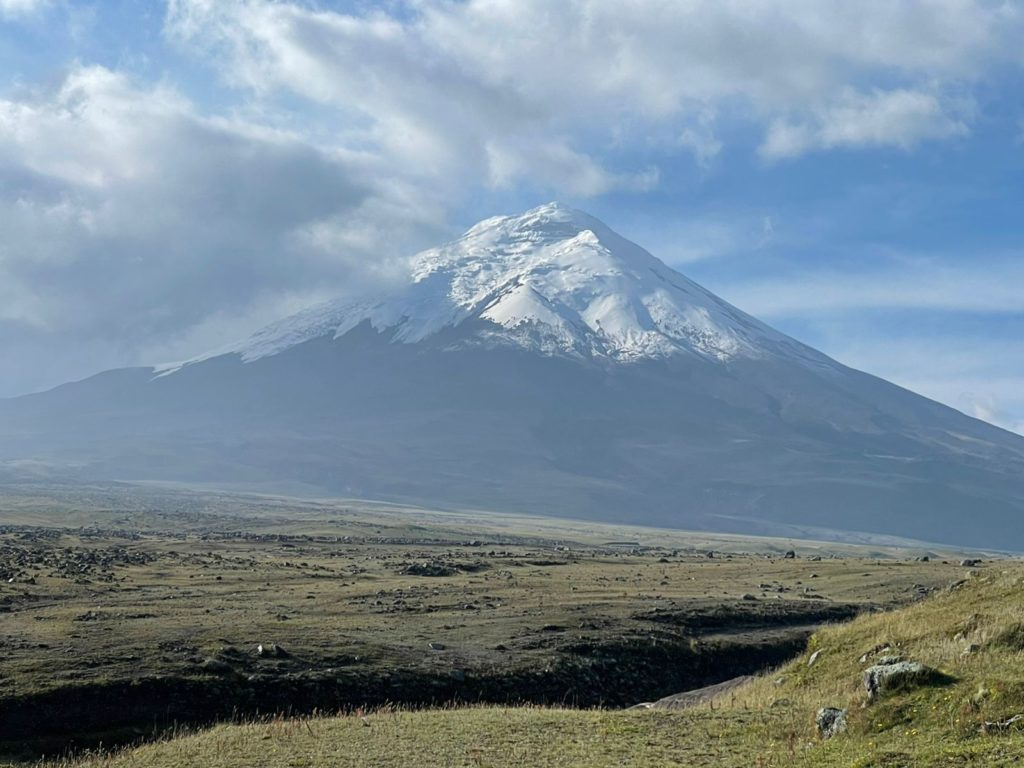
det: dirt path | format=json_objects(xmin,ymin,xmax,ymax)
[{"xmin": 629, "ymin": 675, "xmax": 753, "ymax": 710}]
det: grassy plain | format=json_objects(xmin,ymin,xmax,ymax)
[
  {"xmin": 0, "ymin": 481, "xmax": 1001, "ymax": 765},
  {"xmin": 32, "ymin": 566, "xmax": 1024, "ymax": 768}
]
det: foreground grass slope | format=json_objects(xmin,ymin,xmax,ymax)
[{"xmin": 38, "ymin": 564, "xmax": 1024, "ymax": 767}]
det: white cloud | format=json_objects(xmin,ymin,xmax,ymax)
[
  {"xmin": 760, "ymin": 89, "xmax": 970, "ymax": 159},
  {"xmin": 486, "ymin": 138, "xmax": 659, "ymax": 196},
  {"xmin": 0, "ymin": 0, "xmax": 47, "ymax": 18},
  {"xmin": 164, "ymin": 0, "xmax": 1023, "ymax": 177},
  {"xmin": 0, "ymin": 65, "xmax": 443, "ymax": 396}
]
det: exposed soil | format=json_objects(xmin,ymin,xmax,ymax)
[{"xmin": 0, "ymin": 628, "xmax": 809, "ymax": 759}]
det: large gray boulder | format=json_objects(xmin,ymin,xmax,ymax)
[
  {"xmin": 864, "ymin": 659, "xmax": 943, "ymax": 701},
  {"xmin": 816, "ymin": 707, "xmax": 847, "ymax": 739}
]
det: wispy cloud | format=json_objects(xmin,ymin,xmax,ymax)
[
  {"xmin": 0, "ymin": 0, "xmax": 47, "ymax": 18},
  {"xmin": 760, "ymin": 89, "xmax": 970, "ymax": 160},
  {"xmin": 718, "ymin": 259, "xmax": 1024, "ymax": 317}
]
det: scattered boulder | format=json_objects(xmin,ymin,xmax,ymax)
[
  {"xmin": 402, "ymin": 561, "xmax": 458, "ymax": 577},
  {"xmin": 784, "ymin": 550, "xmax": 796, "ymax": 559},
  {"xmin": 858, "ymin": 643, "xmax": 892, "ymax": 664},
  {"xmin": 255, "ymin": 643, "xmax": 287, "ymax": 658},
  {"xmin": 816, "ymin": 707, "xmax": 848, "ymax": 739},
  {"xmin": 960, "ymin": 559, "xmax": 982, "ymax": 568},
  {"xmin": 428, "ymin": 642, "xmax": 446, "ymax": 651},
  {"xmin": 741, "ymin": 593, "xmax": 758, "ymax": 601},
  {"xmin": 864, "ymin": 659, "xmax": 946, "ymax": 701},
  {"xmin": 982, "ymin": 714, "xmax": 1024, "ymax": 733}
]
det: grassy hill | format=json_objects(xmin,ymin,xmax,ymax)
[{"xmin": 30, "ymin": 563, "xmax": 1024, "ymax": 767}]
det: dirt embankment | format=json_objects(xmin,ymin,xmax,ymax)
[{"xmin": 1, "ymin": 625, "xmax": 819, "ymax": 758}]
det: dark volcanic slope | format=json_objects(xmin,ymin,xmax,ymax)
[
  {"xmin": 3, "ymin": 322, "xmax": 1023, "ymax": 549},
  {"xmin": 2, "ymin": 204, "xmax": 1023, "ymax": 549}
]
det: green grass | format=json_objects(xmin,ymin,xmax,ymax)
[
  {"xmin": 39, "ymin": 707, "xmax": 792, "ymax": 768},
  {"xmin": 28, "ymin": 565, "xmax": 1024, "ymax": 768},
  {"xmin": 1, "ymin": 482, "xmax": 1017, "ymax": 766},
  {"xmin": 0, "ymin": 483, "xmax": 963, "ymax": 705}
]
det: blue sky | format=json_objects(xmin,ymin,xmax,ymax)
[{"xmin": 1, "ymin": 0, "xmax": 1022, "ymax": 433}]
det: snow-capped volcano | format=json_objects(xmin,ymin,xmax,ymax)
[
  {"xmin": 5, "ymin": 204, "xmax": 1024, "ymax": 550},
  {"xmin": 166, "ymin": 203, "xmax": 803, "ymax": 372}
]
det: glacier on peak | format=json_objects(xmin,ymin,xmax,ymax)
[{"xmin": 159, "ymin": 202, "xmax": 811, "ymax": 374}]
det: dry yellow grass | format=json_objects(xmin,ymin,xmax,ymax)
[{"xmin": 22, "ymin": 565, "xmax": 1024, "ymax": 767}]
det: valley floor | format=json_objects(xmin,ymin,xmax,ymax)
[
  {"xmin": 33, "ymin": 566, "xmax": 1024, "ymax": 767},
  {"xmin": 0, "ymin": 482, "xmax": 1013, "ymax": 766}
]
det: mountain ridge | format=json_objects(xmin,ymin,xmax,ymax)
[{"xmin": 3, "ymin": 203, "xmax": 1024, "ymax": 549}]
